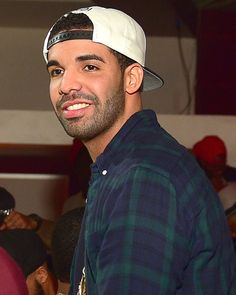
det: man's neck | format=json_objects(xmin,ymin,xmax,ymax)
[
  {"xmin": 84, "ymin": 106, "xmax": 142, "ymax": 161},
  {"xmin": 83, "ymin": 115, "xmax": 127, "ymax": 161}
]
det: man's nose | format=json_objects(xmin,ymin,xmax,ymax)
[{"xmin": 59, "ymin": 70, "xmax": 82, "ymax": 95}]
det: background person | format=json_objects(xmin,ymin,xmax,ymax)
[
  {"xmin": 192, "ymin": 135, "xmax": 236, "ymax": 255},
  {"xmin": 0, "ymin": 229, "xmax": 57, "ymax": 295},
  {"xmin": 0, "ymin": 140, "xmax": 91, "ymax": 250},
  {"xmin": 0, "ymin": 186, "xmax": 54, "ymax": 250},
  {"xmin": 192, "ymin": 135, "xmax": 236, "ymax": 213},
  {"xmin": 51, "ymin": 207, "xmax": 85, "ymax": 295}
]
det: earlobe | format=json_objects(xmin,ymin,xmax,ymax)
[{"xmin": 125, "ymin": 64, "xmax": 143, "ymax": 94}]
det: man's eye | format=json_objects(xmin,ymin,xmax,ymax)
[
  {"xmin": 84, "ymin": 64, "xmax": 98, "ymax": 71},
  {"xmin": 49, "ymin": 68, "xmax": 63, "ymax": 77}
]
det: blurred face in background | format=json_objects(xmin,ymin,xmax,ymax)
[{"xmin": 201, "ymin": 153, "xmax": 227, "ymax": 179}]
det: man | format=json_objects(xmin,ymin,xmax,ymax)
[
  {"xmin": 43, "ymin": 6, "xmax": 236, "ymax": 295},
  {"xmin": 0, "ymin": 229, "xmax": 56, "ymax": 295}
]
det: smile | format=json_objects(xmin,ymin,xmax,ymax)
[{"xmin": 67, "ymin": 103, "xmax": 90, "ymax": 111}]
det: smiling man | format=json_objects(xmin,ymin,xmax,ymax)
[{"xmin": 43, "ymin": 6, "xmax": 236, "ymax": 295}]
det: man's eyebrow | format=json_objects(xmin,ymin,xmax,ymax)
[
  {"xmin": 46, "ymin": 60, "xmax": 60, "ymax": 69},
  {"xmin": 46, "ymin": 54, "xmax": 105, "ymax": 70},
  {"xmin": 76, "ymin": 54, "xmax": 105, "ymax": 63}
]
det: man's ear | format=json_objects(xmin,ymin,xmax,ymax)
[
  {"xmin": 35, "ymin": 265, "xmax": 48, "ymax": 284},
  {"xmin": 125, "ymin": 63, "xmax": 143, "ymax": 94}
]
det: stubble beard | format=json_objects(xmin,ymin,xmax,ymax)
[{"xmin": 56, "ymin": 83, "xmax": 125, "ymax": 142}]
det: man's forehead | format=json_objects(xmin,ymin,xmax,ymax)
[{"xmin": 47, "ymin": 40, "xmax": 110, "ymax": 65}]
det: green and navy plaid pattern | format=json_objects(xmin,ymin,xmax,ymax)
[{"xmin": 70, "ymin": 110, "xmax": 236, "ymax": 295}]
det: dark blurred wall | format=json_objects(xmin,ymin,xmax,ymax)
[{"xmin": 195, "ymin": 9, "xmax": 236, "ymax": 115}]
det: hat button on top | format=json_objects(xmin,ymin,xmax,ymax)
[{"xmin": 102, "ymin": 170, "xmax": 107, "ymax": 176}]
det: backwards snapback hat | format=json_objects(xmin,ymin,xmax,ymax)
[{"xmin": 43, "ymin": 6, "xmax": 164, "ymax": 91}]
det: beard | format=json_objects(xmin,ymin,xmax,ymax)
[{"xmin": 55, "ymin": 81, "xmax": 125, "ymax": 142}]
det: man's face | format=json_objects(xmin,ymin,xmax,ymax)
[{"xmin": 47, "ymin": 39, "xmax": 126, "ymax": 142}]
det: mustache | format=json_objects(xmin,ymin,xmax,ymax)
[{"xmin": 56, "ymin": 92, "xmax": 97, "ymax": 109}]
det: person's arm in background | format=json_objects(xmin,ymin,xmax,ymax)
[{"xmin": 0, "ymin": 210, "xmax": 54, "ymax": 250}]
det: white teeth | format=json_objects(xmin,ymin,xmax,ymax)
[{"xmin": 67, "ymin": 103, "xmax": 89, "ymax": 111}]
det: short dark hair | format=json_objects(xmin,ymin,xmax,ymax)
[
  {"xmin": 51, "ymin": 207, "xmax": 85, "ymax": 282},
  {"xmin": 0, "ymin": 229, "xmax": 47, "ymax": 277},
  {"xmin": 49, "ymin": 13, "xmax": 93, "ymax": 39},
  {"xmin": 49, "ymin": 12, "xmax": 135, "ymax": 75}
]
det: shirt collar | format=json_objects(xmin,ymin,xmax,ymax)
[{"xmin": 92, "ymin": 110, "xmax": 158, "ymax": 175}]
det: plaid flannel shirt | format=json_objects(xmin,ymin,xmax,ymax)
[{"xmin": 70, "ymin": 110, "xmax": 236, "ymax": 295}]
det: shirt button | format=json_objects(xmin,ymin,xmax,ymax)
[{"xmin": 102, "ymin": 170, "xmax": 107, "ymax": 175}]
